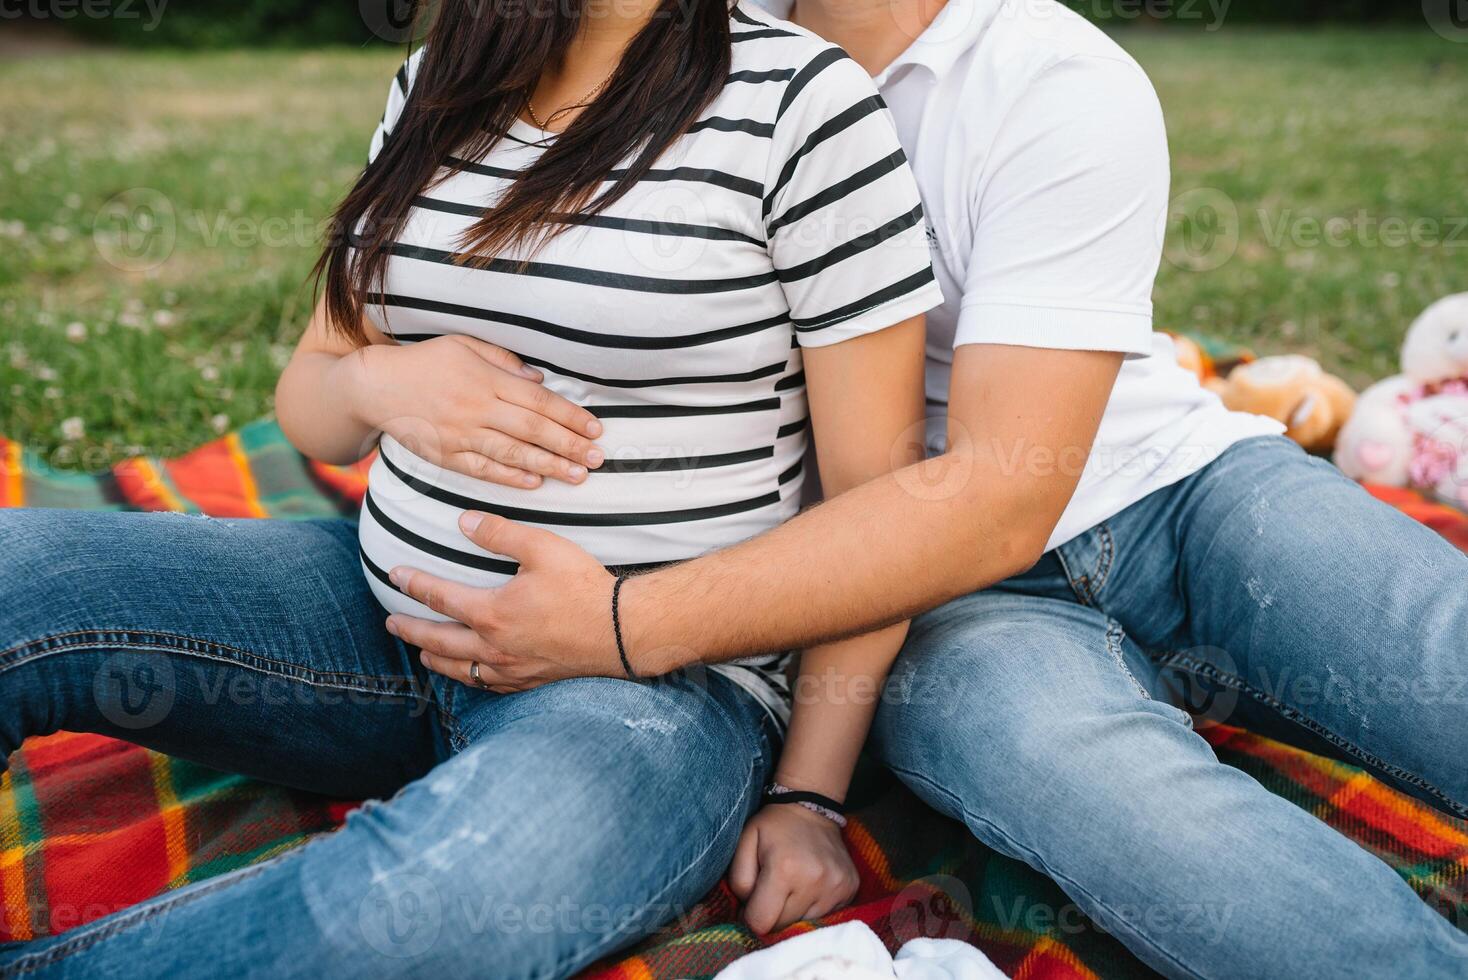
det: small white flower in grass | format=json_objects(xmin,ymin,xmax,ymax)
[
  {"xmin": 118, "ymin": 312, "xmax": 144, "ymax": 329},
  {"xmin": 44, "ymin": 386, "xmax": 61, "ymax": 400},
  {"xmin": 34, "ymin": 365, "xmax": 58, "ymax": 382},
  {"xmin": 60, "ymin": 417, "xmax": 85, "ymax": 441},
  {"xmin": 65, "ymin": 322, "xmax": 87, "ymax": 343},
  {"xmin": 48, "ymin": 226, "xmax": 71, "ymax": 243},
  {"xmin": 211, "ymin": 414, "xmax": 230, "ymax": 434},
  {"xmin": 200, "ymin": 365, "xmax": 220, "ymax": 382},
  {"xmin": 152, "ymin": 310, "xmax": 176, "ymax": 328},
  {"xmin": 64, "ymin": 193, "xmax": 81, "ymax": 210},
  {"xmin": 1380, "ymin": 272, "xmax": 1402, "ymax": 289}
]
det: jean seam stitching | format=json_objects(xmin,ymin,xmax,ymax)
[
  {"xmin": 1054, "ymin": 547, "xmax": 1093, "ymax": 607},
  {"xmin": 0, "ymin": 637, "xmax": 428, "ymax": 701},
  {"xmin": 1156, "ymin": 651, "xmax": 1468, "ymax": 819},
  {"xmin": 434, "ymin": 675, "xmax": 468, "ymax": 750},
  {"xmin": 1055, "ymin": 524, "xmax": 1113, "ymax": 607},
  {"xmin": 0, "ymin": 632, "xmax": 456, "ymax": 766},
  {"xmin": 884, "ymin": 762, "xmax": 1210, "ymax": 980},
  {"xmin": 1103, "ymin": 618, "xmax": 1149, "ymax": 700},
  {"xmin": 1091, "ymin": 524, "xmax": 1115, "ymax": 598},
  {"xmin": 0, "ymin": 629, "xmax": 417, "ymax": 692}
]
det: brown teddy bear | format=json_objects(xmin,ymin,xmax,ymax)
[{"xmin": 1204, "ymin": 354, "xmax": 1357, "ymax": 453}]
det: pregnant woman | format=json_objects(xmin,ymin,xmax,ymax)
[{"xmin": 0, "ymin": 0, "xmax": 939, "ymax": 976}]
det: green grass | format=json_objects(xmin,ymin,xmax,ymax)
[{"xmin": 2, "ymin": 30, "xmax": 1466, "ymax": 468}]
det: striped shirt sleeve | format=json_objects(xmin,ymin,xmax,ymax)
[
  {"xmin": 764, "ymin": 50, "xmax": 943, "ymax": 348},
  {"xmin": 367, "ymin": 49, "xmax": 424, "ymax": 167}
]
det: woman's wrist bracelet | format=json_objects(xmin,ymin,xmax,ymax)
[
  {"xmin": 764, "ymin": 782, "xmax": 848, "ymax": 828},
  {"xmin": 611, "ymin": 573, "xmax": 638, "ymax": 680}
]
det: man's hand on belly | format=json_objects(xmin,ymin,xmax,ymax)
[{"xmin": 385, "ymin": 510, "xmax": 641, "ymax": 691}]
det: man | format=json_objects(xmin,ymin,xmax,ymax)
[{"xmin": 389, "ymin": 0, "xmax": 1468, "ymax": 975}]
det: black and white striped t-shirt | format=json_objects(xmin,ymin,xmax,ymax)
[{"xmin": 357, "ymin": 2, "xmax": 943, "ymax": 725}]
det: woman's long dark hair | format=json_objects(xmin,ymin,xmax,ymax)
[{"xmin": 315, "ymin": 0, "xmax": 731, "ymax": 343}]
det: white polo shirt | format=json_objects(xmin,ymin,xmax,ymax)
[{"xmin": 761, "ymin": 0, "xmax": 1282, "ymax": 550}]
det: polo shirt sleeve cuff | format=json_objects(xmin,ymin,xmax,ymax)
[
  {"xmin": 795, "ymin": 280, "xmax": 946, "ymax": 349},
  {"xmin": 954, "ymin": 299, "xmax": 1155, "ymax": 356}
]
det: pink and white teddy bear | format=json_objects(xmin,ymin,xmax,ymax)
[{"xmin": 1334, "ymin": 293, "xmax": 1468, "ymax": 510}]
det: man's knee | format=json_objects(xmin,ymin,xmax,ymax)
[{"xmin": 875, "ymin": 611, "xmax": 1204, "ymax": 843}]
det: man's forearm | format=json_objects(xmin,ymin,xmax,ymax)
[
  {"xmin": 619, "ymin": 345, "xmax": 1123, "ymax": 672},
  {"xmin": 624, "ymin": 450, "xmax": 1048, "ymax": 672}
]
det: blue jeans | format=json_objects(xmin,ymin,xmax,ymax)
[
  {"xmin": 0, "ymin": 512, "xmax": 777, "ymax": 979},
  {"xmin": 874, "ymin": 435, "xmax": 1468, "ymax": 980}
]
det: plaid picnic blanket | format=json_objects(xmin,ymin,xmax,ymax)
[{"xmin": 3, "ymin": 417, "xmax": 1467, "ymax": 979}]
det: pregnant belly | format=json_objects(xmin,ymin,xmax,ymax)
[{"xmin": 358, "ymin": 436, "xmax": 802, "ymax": 620}]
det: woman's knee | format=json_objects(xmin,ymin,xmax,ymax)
[
  {"xmin": 307, "ymin": 683, "xmax": 765, "ymax": 974},
  {"xmin": 0, "ymin": 509, "xmax": 82, "ymax": 629},
  {"xmin": 421, "ymin": 676, "xmax": 764, "ymax": 869}
]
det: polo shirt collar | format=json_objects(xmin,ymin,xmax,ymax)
[
  {"xmin": 874, "ymin": 0, "xmax": 1004, "ymax": 87},
  {"xmin": 750, "ymin": 0, "xmax": 1003, "ymax": 86}
]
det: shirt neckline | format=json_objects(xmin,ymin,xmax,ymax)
[
  {"xmin": 507, "ymin": 116, "xmax": 558, "ymax": 146},
  {"xmin": 873, "ymin": 0, "xmax": 1000, "ymax": 87}
]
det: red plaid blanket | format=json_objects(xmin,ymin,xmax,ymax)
[{"xmin": 3, "ymin": 419, "xmax": 1467, "ymax": 978}]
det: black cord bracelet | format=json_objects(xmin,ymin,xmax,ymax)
[
  {"xmin": 764, "ymin": 783, "xmax": 848, "ymax": 827},
  {"xmin": 611, "ymin": 573, "xmax": 638, "ymax": 680}
]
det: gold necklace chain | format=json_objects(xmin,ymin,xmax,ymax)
[{"xmin": 526, "ymin": 72, "xmax": 615, "ymax": 131}]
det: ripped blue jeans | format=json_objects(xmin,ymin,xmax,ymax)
[
  {"xmin": 0, "ymin": 511, "xmax": 777, "ymax": 979},
  {"xmin": 874, "ymin": 435, "xmax": 1468, "ymax": 980}
]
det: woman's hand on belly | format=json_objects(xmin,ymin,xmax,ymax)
[{"xmin": 347, "ymin": 335, "xmax": 606, "ymax": 488}]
